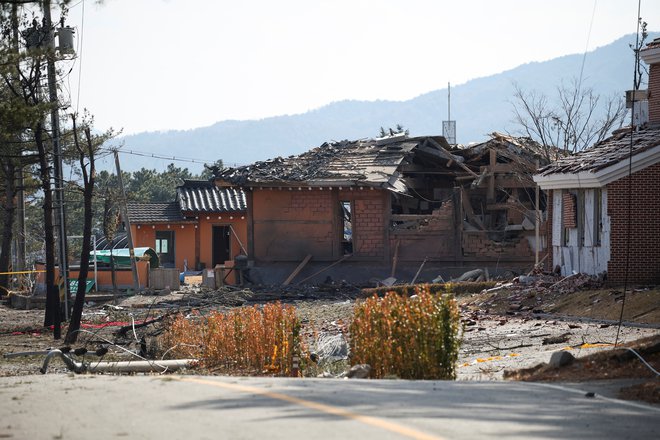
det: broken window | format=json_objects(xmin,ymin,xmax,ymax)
[
  {"xmin": 577, "ymin": 190, "xmax": 585, "ymax": 248},
  {"xmin": 340, "ymin": 201, "xmax": 353, "ymax": 254},
  {"xmin": 593, "ymin": 189, "xmax": 602, "ymax": 246}
]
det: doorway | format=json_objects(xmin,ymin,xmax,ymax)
[
  {"xmin": 340, "ymin": 201, "xmax": 353, "ymax": 254},
  {"xmin": 212, "ymin": 226, "xmax": 231, "ymax": 267},
  {"xmin": 155, "ymin": 231, "xmax": 175, "ymax": 267}
]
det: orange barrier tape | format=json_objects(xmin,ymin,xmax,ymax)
[{"xmin": 0, "ymin": 270, "xmax": 45, "ymax": 275}]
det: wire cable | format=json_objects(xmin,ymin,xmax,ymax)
[
  {"xmin": 102, "ymin": 146, "xmax": 216, "ymax": 166},
  {"xmin": 615, "ymin": 0, "xmax": 642, "ymax": 347},
  {"xmin": 75, "ymin": 0, "xmax": 85, "ymax": 114},
  {"xmin": 623, "ymin": 347, "xmax": 660, "ymax": 376},
  {"xmin": 577, "ymin": 0, "xmax": 598, "ymax": 91}
]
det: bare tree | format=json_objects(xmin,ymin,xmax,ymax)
[
  {"xmin": 65, "ymin": 115, "xmax": 95, "ymax": 343},
  {"xmin": 512, "ymin": 80, "xmax": 627, "ymax": 160}
]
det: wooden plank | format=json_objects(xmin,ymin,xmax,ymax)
[
  {"xmin": 282, "ymin": 254, "xmax": 312, "ymax": 286},
  {"xmin": 410, "ymin": 257, "xmax": 428, "ymax": 285},
  {"xmin": 487, "ymin": 149, "xmax": 496, "ymax": 201},
  {"xmin": 296, "ymin": 254, "xmax": 351, "ymax": 285},
  {"xmin": 390, "ymin": 239, "xmax": 400, "ymax": 278},
  {"xmin": 391, "ymin": 214, "xmax": 437, "ymax": 221},
  {"xmin": 423, "ymin": 138, "xmax": 480, "ymax": 177},
  {"xmin": 461, "ymin": 187, "xmax": 485, "ymax": 230}
]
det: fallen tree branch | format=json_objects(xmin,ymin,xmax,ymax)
[{"xmin": 114, "ymin": 314, "xmax": 167, "ymax": 337}]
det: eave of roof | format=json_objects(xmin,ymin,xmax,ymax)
[
  {"xmin": 534, "ymin": 143, "xmax": 660, "ymax": 189},
  {"xmin": 126, "ymin": 202, "xmax": 192, "ymax": 224}
]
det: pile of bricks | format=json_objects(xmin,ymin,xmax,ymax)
[{"xmin": 463, "ymin": 232, "xmax": 532, "ymax": 258}]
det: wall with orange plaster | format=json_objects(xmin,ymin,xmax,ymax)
[
  {"xmin": 35, "ymin": 261, "xmax": 150, "ymax": 291},
  {"xmin": 197, "ymin": 214, "xmax": 248, "ymax": 268},
  {"xmin": 131, "ymin": 223, "xmax": 196, "ymax": 271}
]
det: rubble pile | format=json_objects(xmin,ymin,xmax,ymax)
[{"xmin": 459, "ymin": 272, "xmax": 604, "ymax": 318}]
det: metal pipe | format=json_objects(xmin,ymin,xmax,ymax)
[
  {"xmin": 86, "ymin": 359, "xmax": 195, "ymax": 373},
  {"xmin": 40, "ymin": 349, "xmax": 84, "ymax": 374},
  {"xmin": 39, "ymin": 350, "xmax": 197, "ymax": 374}
]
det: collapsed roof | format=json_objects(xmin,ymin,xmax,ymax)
[{"xmin": 215, "ymin": 133, "xmax": 548, "ymax": 195}]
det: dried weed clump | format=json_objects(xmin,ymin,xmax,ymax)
[
  {"xmin": 350, "ymin": 286, "xmax": 461, "ymax": 379},
  {"xmin": 164, "ymin": 302, "xmax": 303, "ymax": 376}
]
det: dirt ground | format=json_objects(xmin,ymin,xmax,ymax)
[{"xmin": 1, "ymin": 279, "xmax": 658, "ymax": 404}]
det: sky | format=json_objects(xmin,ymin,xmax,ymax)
[{"xmin": 51, "ymin": 0, "xmax": 660, "ymax": 135}]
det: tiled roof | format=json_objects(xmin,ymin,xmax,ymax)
[
  {"xmin": 215, "ymin": 136, "xmax": 447, "ymax": 190},
  {"xmin": 215, "ymin": 134, "xmax": 545, "ymax": 193},
  {"xmin": 177, "ymin": 180, "xmax": 247, "ymax": 212},
  {"xmin": 537, "ymin": 127, "xmax": 660, "ymax": 176},
  {"xmin": 126, "ymin": 202, "xmax": 192, "ymax": 223}
]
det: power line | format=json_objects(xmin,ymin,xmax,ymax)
[
  {"xmin": 102, "ymin": 147, "xmax": 217, "ymax": 165},
  {"xmin": 75, "ymin": 0, "xmax": 85, "ymax": 113},
  {"xmin": 577, "ymin": 0, "xmax": 598, "ymax": 91},
  {"xmin": 615, "ymin": 0, "xmax": 643, "ymax": 348}
]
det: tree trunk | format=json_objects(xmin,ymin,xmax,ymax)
[
  {"xmin": 0, "ymin": 160, "xmax": 16, "ymax": 293},
  {"xmin": 66, "ymin": 125, "xmax": 95, "ymax": 343},
  {"xmin": 37, "ymin": 125, "xmax": 61, "ymax": 339},
  {"xmin": 0, "ymin": 2, "xmax": 20, "ymax": 294}
]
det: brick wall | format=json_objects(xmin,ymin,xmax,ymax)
[
  {"xmin": 252, "ymin": 189, "xmax": 336, "ymax": 261},
  {"xmin": 649, "ymin": 64, "xmax": 660, "ymax": 124},
  {"xmin": 352, "ymin": 194, "xmax": 386, "ymax": 258},
  {"xmin": 562, "ymin": 192, "xmax": 577, "ymax": 228},
  {"xmin": 283, "ymin": 190, "xmax": 333, "ymax": 217},
  {"xmin": 462, "ymin": 232, "xmax": 532, "ymax": 258},
  {"xmin": 606, "ymin": 161, "xmax": 660, "ymax": 284}
]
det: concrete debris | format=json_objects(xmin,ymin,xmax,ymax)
[
  {"xmin": 346, "ymin": 364, "xmax": 371, "ymax": 379},
  {"xmin": 549, "ymin": 351, "xmax": 575, "ymax": 368},
  {"xmin": 453, "ymin": 269, "xmax": 485, "ymax": 282},
  {"xmin": 542, "ymin": 333, "xmax": 571, "ymax": 345},
  {"xmin": 315, "ymin": 333, "xmax": 349, "ymax": 362}
]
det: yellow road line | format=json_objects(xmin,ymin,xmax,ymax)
[{"xmin": 179, "ymin": 377, "xmax": 445, "ymax": 440}]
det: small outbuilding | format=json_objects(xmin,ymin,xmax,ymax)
[{"xmin": 128, "ymin": 180, "xmax": 248, "ymax": 274}]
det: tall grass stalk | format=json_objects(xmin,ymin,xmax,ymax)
[{"xmin": 350, "ymin": 286, "xmax": 461, "ymax": 379}]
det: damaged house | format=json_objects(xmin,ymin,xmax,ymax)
[
  {"xmin": 128, "ymin": 180, "xmax": 248, "ymax": 277},
  {"xmin": 215, "ymin": 133, "xmax": 550, "ymax": 282},
  {"xmin": 533, "ymin": 37, "xmax": 660, "ymax": 284}
]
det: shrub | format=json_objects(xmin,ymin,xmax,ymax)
[
  {"xmin": 350, "ymin": 285, "xmax": 461, "ymax": 379},
  {"xmin": 164, "ymin": 302, "xmax": 304, "ymax": 376},
  {"xmin": 361, "ymin": 281, "xmax": 496, "ymax": 298}
]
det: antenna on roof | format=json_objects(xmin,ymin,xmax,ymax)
[{"xmin": 442, "ymin": 82, "xmax": 456, "ymax": 145}]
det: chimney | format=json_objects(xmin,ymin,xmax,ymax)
[{"xmin": 640, "ymin": 37, "xmax": 660, "ymax": 125}]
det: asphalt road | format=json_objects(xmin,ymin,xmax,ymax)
[{"xmin": 1, "ymin": 374, "xmax": 658, "ymax": 439}]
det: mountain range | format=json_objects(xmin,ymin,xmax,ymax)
[{"xmin": 116, "ymin": 33, "xmax": 655, "ymax": 173}]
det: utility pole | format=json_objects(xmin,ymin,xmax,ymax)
[
  {"xmin": 43, "ymin": 0, "xmax": 69, "ymax": 319},
  {"xmin": 113, "ymin": 150, "xmax": 140, "ymax": 291},
  {"xmin": 11, "ymin": 2, "xmax": 26, "ymax": 286},
  {"xmin": 16, "ymin": 165, "xmax": 26, "ymax": 279}
]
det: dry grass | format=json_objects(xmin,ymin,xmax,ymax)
[
  {"xmin": 164, "ymin": 302, "xmax": 305, "ymax": 376},
  {"xmin": 350, "ymin": 286, "xmax": 461, "ymax": 379}
]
